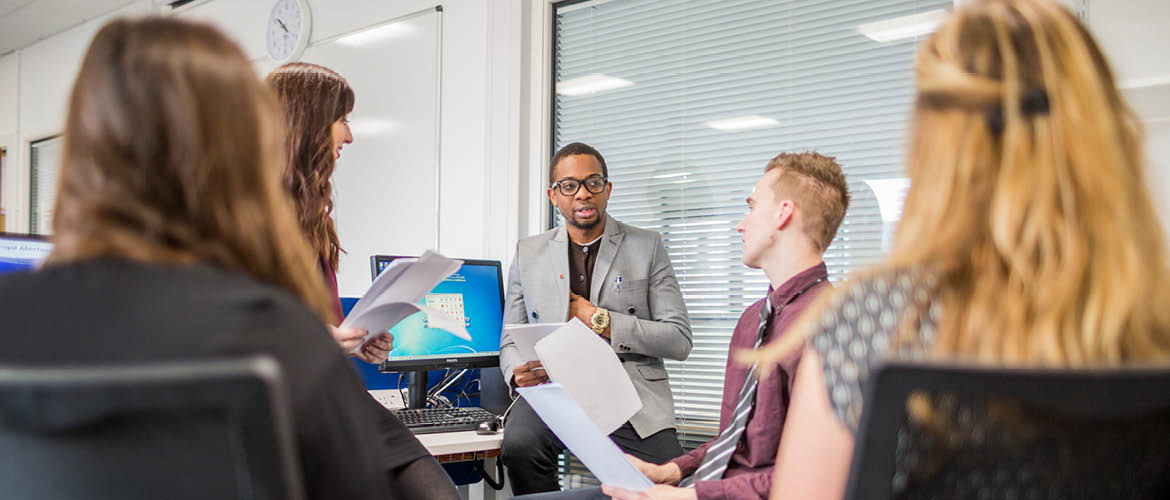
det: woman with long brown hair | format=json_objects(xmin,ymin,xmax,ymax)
[
  {"xmin": 264, "ymin": 62, "xmax": 393, "ymax": 365},
  {"xmin": 0, "ymin": 16, "xmax": 459, "ymax": 500},
  {"xmin": 606, "ymin": 1, "xmax": 1170, "ymax": 499}
]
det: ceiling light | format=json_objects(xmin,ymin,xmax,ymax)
[
  {"xmin": 704, "ymin": 115, "xmax": 780, "ymax": 131},
  {"xmin": 650, "ymin": 171, "xmax": 692, "ymax": 179},
  {"xmin": 858, "ymin": 9, "xmax": 948, "ymax": 42},
  {"xmin": 337, "ymin": 23, "xmax": 414, "ymax": 46},
  {"xmin": 556, "ymin": 73, "xmax": 634, "ymax": 96}
]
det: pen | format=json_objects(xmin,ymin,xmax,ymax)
[{"xmin": 616, "ymin": 275, "xmax": 622, "ymax": 291}]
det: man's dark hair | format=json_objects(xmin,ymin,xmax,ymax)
[{"xmin": 549, "ymin": 142, "xmax": 608, "ymax": 184}]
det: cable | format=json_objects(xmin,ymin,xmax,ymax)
[{"xmin": 472, "ymin": 458, "xmax": 505, "ymax": 491}]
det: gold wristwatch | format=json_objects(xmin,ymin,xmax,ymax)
[{"xmin": 590, "ymin": 307, "xmax": 610, "ymax": 334}]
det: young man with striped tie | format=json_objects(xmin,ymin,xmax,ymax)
[{"xmin": 526, "ymin": 152, "xmax": 849, "ymax": 500}]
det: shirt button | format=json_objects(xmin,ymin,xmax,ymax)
[
  {"xmin": 627, "ymin": 307, "xmax": 636, "ymax": 314},
  {"xmin": 577, "ymin": 275, "xmax": 585, "ymax": 282},
  {"xmin": 532, "ymin": 311, "xmax": 539, "ymax": 320}
]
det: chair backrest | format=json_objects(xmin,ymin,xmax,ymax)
[
  {"xmin": 0, "ymin": 356, "xmax": 305, "ymax": 500},
  {"xmin": 845, "ymin": 360, "xmax": 1170, "ymax": 500}
]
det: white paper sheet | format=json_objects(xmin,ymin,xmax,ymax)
[
  {"xmin": 503, "ymin": 323, "xmax": 566, "ymax": 363},
  {"xmin": 518, "ymin": 383, "xmax": 652, "ymax": 492},
  {"xmin": 340, "ymin": 251, "xmax": 470, "ymax": 352},
  {"xmin": 534, "ymin": 319, "xmax": 641, "ymax": 435}
]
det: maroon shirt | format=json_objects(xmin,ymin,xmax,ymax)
[
  {"xmin": 321, "ymin": 254, "xmax": 344, "ymax": 324},
  {"xmin": 670, "ymin": 262, "xmax": 831, "ymax": 500}
]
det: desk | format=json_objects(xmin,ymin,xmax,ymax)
[{"xmin": 417, "ymin": 431, "xmax": 510, "ymax": 500}]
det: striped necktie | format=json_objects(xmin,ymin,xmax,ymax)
[{"xmin": 681, "ymin": 296, "xmax": 774, "ymax": 486}]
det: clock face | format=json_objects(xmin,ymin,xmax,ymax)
[{"xmin": 266, "ymin": 0, "xmax": 308, "ymax": 63}]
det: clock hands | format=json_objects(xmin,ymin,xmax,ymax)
[{"xmin": 275, "ymin": 18, "xmax": 290, "ymax": 34}]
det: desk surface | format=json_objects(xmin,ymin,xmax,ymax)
[{"xmin": 417, "ymin": 430, "xmax": 503, "ymax": 456}]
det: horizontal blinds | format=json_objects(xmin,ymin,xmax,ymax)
[
  {"xmin": 29, "ymin": 136, "xmax": 62, "ymax": 236},
  {"xmin": 553, "ymin": 0, "xmax": 945, "ymax": 454}
]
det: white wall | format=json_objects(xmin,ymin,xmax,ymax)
[
  {"xmin": 0, "ymin": 3, "xmax": 144, "ymax": 233},
  {"xmin": 0, "ymin": 0, "xmax": 533, "ymax": 296},
  {"xmin": 0, "ymin": 0, "xmax": 1165, "ymax": 280},
  {"xmin": 1088, "ymin": 0, "xmax": 1170, "ymax": 231}
]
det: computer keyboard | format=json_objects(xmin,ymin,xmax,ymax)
[{"xmin": 391, "ymin": 406, "xmax": 498, "ymax": 434}]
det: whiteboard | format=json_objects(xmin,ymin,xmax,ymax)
[{"xmin": 300, "ymin": 9, "xmax": 441, "ymax": 297}]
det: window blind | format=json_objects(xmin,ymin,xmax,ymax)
[
  {"xmin": 29, "ymin": 136, "xmax": 62, "ymax": 235},
  {"xmin": 552, "ymin": 0, "xmax": 947, "ymax": 463}
]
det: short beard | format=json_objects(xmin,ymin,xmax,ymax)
[{"xmin": 566, "ymin": 212, "xmax": 603, "ymax": 231}]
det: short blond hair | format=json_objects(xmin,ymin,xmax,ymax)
[{"xmin": 765, "ymin": 152, "xmax": 850, "ymax": 252}]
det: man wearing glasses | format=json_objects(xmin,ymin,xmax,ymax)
[{"xmin": 499, "ymin": 142, "xmax": 693, "ymax": 495}]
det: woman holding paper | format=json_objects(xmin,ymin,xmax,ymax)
[
  {"xmin": 0, "ymin": 17, "xmax": 437, "ymax": 498},
  {"xmin": 265, "ymin": 63, "xmax": 393, "ymax": 364}
]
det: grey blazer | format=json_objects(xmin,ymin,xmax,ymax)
[{"xmin": 499, "ymin": 215, "xmax": 692, "ymax": 438}]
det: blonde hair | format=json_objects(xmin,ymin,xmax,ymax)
[
  {"xmin": 49, "ymin": 17, "xmax": 336, "ymax": 322},
  {"xmin": 751, "ymin": 0, "xmax": 1170, "ymax": 369}
]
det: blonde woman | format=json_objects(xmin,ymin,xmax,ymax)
[{"xmin": 618, "ymin": 1, "xmax": 1170, "ymax": 499}]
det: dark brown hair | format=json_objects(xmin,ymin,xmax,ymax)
[
  {"xmin": 550, "ymin": 142, "xmax": 608, "ymax": 184},
  {"xmin": 766, "ymin": 152, "xmax": 850, "ymax": 252},
  {"xmin": 48, "ymin": 17, "xmax": 335, "ymax": 321},
  {"xmin": 264, "ymin": 62, "xmax": 355, "ymax": 272}
]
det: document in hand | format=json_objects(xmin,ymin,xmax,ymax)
[
  {"xmin": 517, "ymin": 383, "xmax": 653, "ymax": 492},
  {"xmin": 534, "ymin": 319, "xmax": 642, "ymax": 435},
  {"xmin": 339, "ymin": 250, "xmax": 471, "ymax": 353},
  {"xmin": 503, "ymin": 322, "xmax": 566, "ymax": 363}
]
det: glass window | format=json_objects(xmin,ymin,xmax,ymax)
[
  {"xmin": 552, "ymin": 0, "xmax": 948, "ymax": 462},
  {"xmin": 29, "ymin": 136, "xmax": 63, "ymax": 236}
]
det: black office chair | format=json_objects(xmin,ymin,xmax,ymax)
[
  {"xmin": 845, "ymin": 360, "xmax": 1170, "ymax": 500},
  {"xmin": 0, "ymin": 356, "xmax": 305, "ymax": 500}
]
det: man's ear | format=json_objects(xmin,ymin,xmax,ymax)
[
  {"xmin": 547, "ymin": 188, "xmax": 558, "ymax": 207},
  {"xmin": 776, "ymin": 200, "xmax": 796, "ymax": 230}
]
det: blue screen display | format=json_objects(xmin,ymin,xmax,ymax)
[
  {"xmin": 373, "ymin": 259, "xmax": 503, "ymax": 362},
  {"xmin": 0, "ymin": 235, "xmax": 52, "ymax": 275}
]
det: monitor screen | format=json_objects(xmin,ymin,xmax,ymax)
[
  {"xmin": 0, "ymin": 233, "xmax": 52, "ymax": 275},
  {"xmin": 369, "ymin": 255, "xmax": 504, "ymax": 370}
]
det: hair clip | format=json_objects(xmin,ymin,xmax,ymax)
[{"xmin": 985, "ymin": 88, "xmax": 1050, "ymax": 135}]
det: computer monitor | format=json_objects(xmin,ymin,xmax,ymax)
[
  {"xmin": 369, "ymin": 255, "xmax": 504, "ymax": 372},
  {"xmin": 0, "ymin": 233, "xmax": 52, "ymax": 275}
]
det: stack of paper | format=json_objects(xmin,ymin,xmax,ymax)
[
  {"xmin": 517, "ymin": 383, "xmax": 652, "ymax": 492},
  {"xmin": 505, "ymin": 319, "xmax": 642, "ymax": 435},
  {"xmin": 340, "ymin": 250, "xmax": 471, "ymax": 353}
]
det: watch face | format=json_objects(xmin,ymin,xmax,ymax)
[{"xmin": 267, "ymin": 0, "xmax": 304, "ymax": 62}]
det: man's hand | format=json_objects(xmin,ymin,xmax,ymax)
[
  {"xmin": 568, "ymin": 291, "xmax": 597, "ymax": 325},
  {"xmin": 354, "ymin": 331, "xmax": 394, "ymax": 364},
  {"xmin": 601, "ymin": 484, "xmax": 698, "ymax": 500},
  {"xmin": 512, "ymin": 360, "xmax": 549, "ymax": 387},
  {"xmin": 330, "ymin": 325, "xmax": 367, "ymax": 353},
  {"xmin": 626, "ymin": 455, "xmax": 683, "ymax": 485},
  {"xmin": 569, "ymin": 291, "xmax": 611, "ymax": 339}
]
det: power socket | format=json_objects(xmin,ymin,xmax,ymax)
[{"xmin": 368, "ymin": 389, "xmax": 407, "ymax": 410}]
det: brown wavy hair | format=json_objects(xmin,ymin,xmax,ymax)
[
  {"xmin": 264, "ymin": 63, "xmax": 355, "ymax": 272},
  {"xmin": 48, "ymin": 17, "xmax": 335, "ymax": 321}
]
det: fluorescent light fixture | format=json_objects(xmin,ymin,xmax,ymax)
[
  {"xmin": 1120, "ymin": 75, "xmax": 1170, "ymax": 90},
  {"xmin": 705, "ymin": 115, "xmax": 780, "ymax": 131},
  {"xmin": 650, "ymin": 171, "xmax": 692, "ymax": 179},
  {"xmin": 347, "ymin": 118, "xmax": 396, "ymax": 137},
  {"xmin": 556, "ymin": 73, "xmax": 634, "ymax": 96},
  {"xmin": 858, "ymin": 9, "xmax": 948, "ymax": 42},
  {"xmin": 337, "ymin": 23, "xmax": 414, "ymax": 46}
]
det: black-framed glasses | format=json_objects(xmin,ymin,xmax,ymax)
[{"xmin": 552, "ymin": 175, "xmax": 608, "ymax": 196}]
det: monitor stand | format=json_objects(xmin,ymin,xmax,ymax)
[{"xmin": 407, "ymin": 370, "xmax": 429, "ymax": 409}]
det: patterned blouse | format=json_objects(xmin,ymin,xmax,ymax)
[{"xmin": 807, "ymin": 269, "xmax": 1170, "ymax": 499}]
